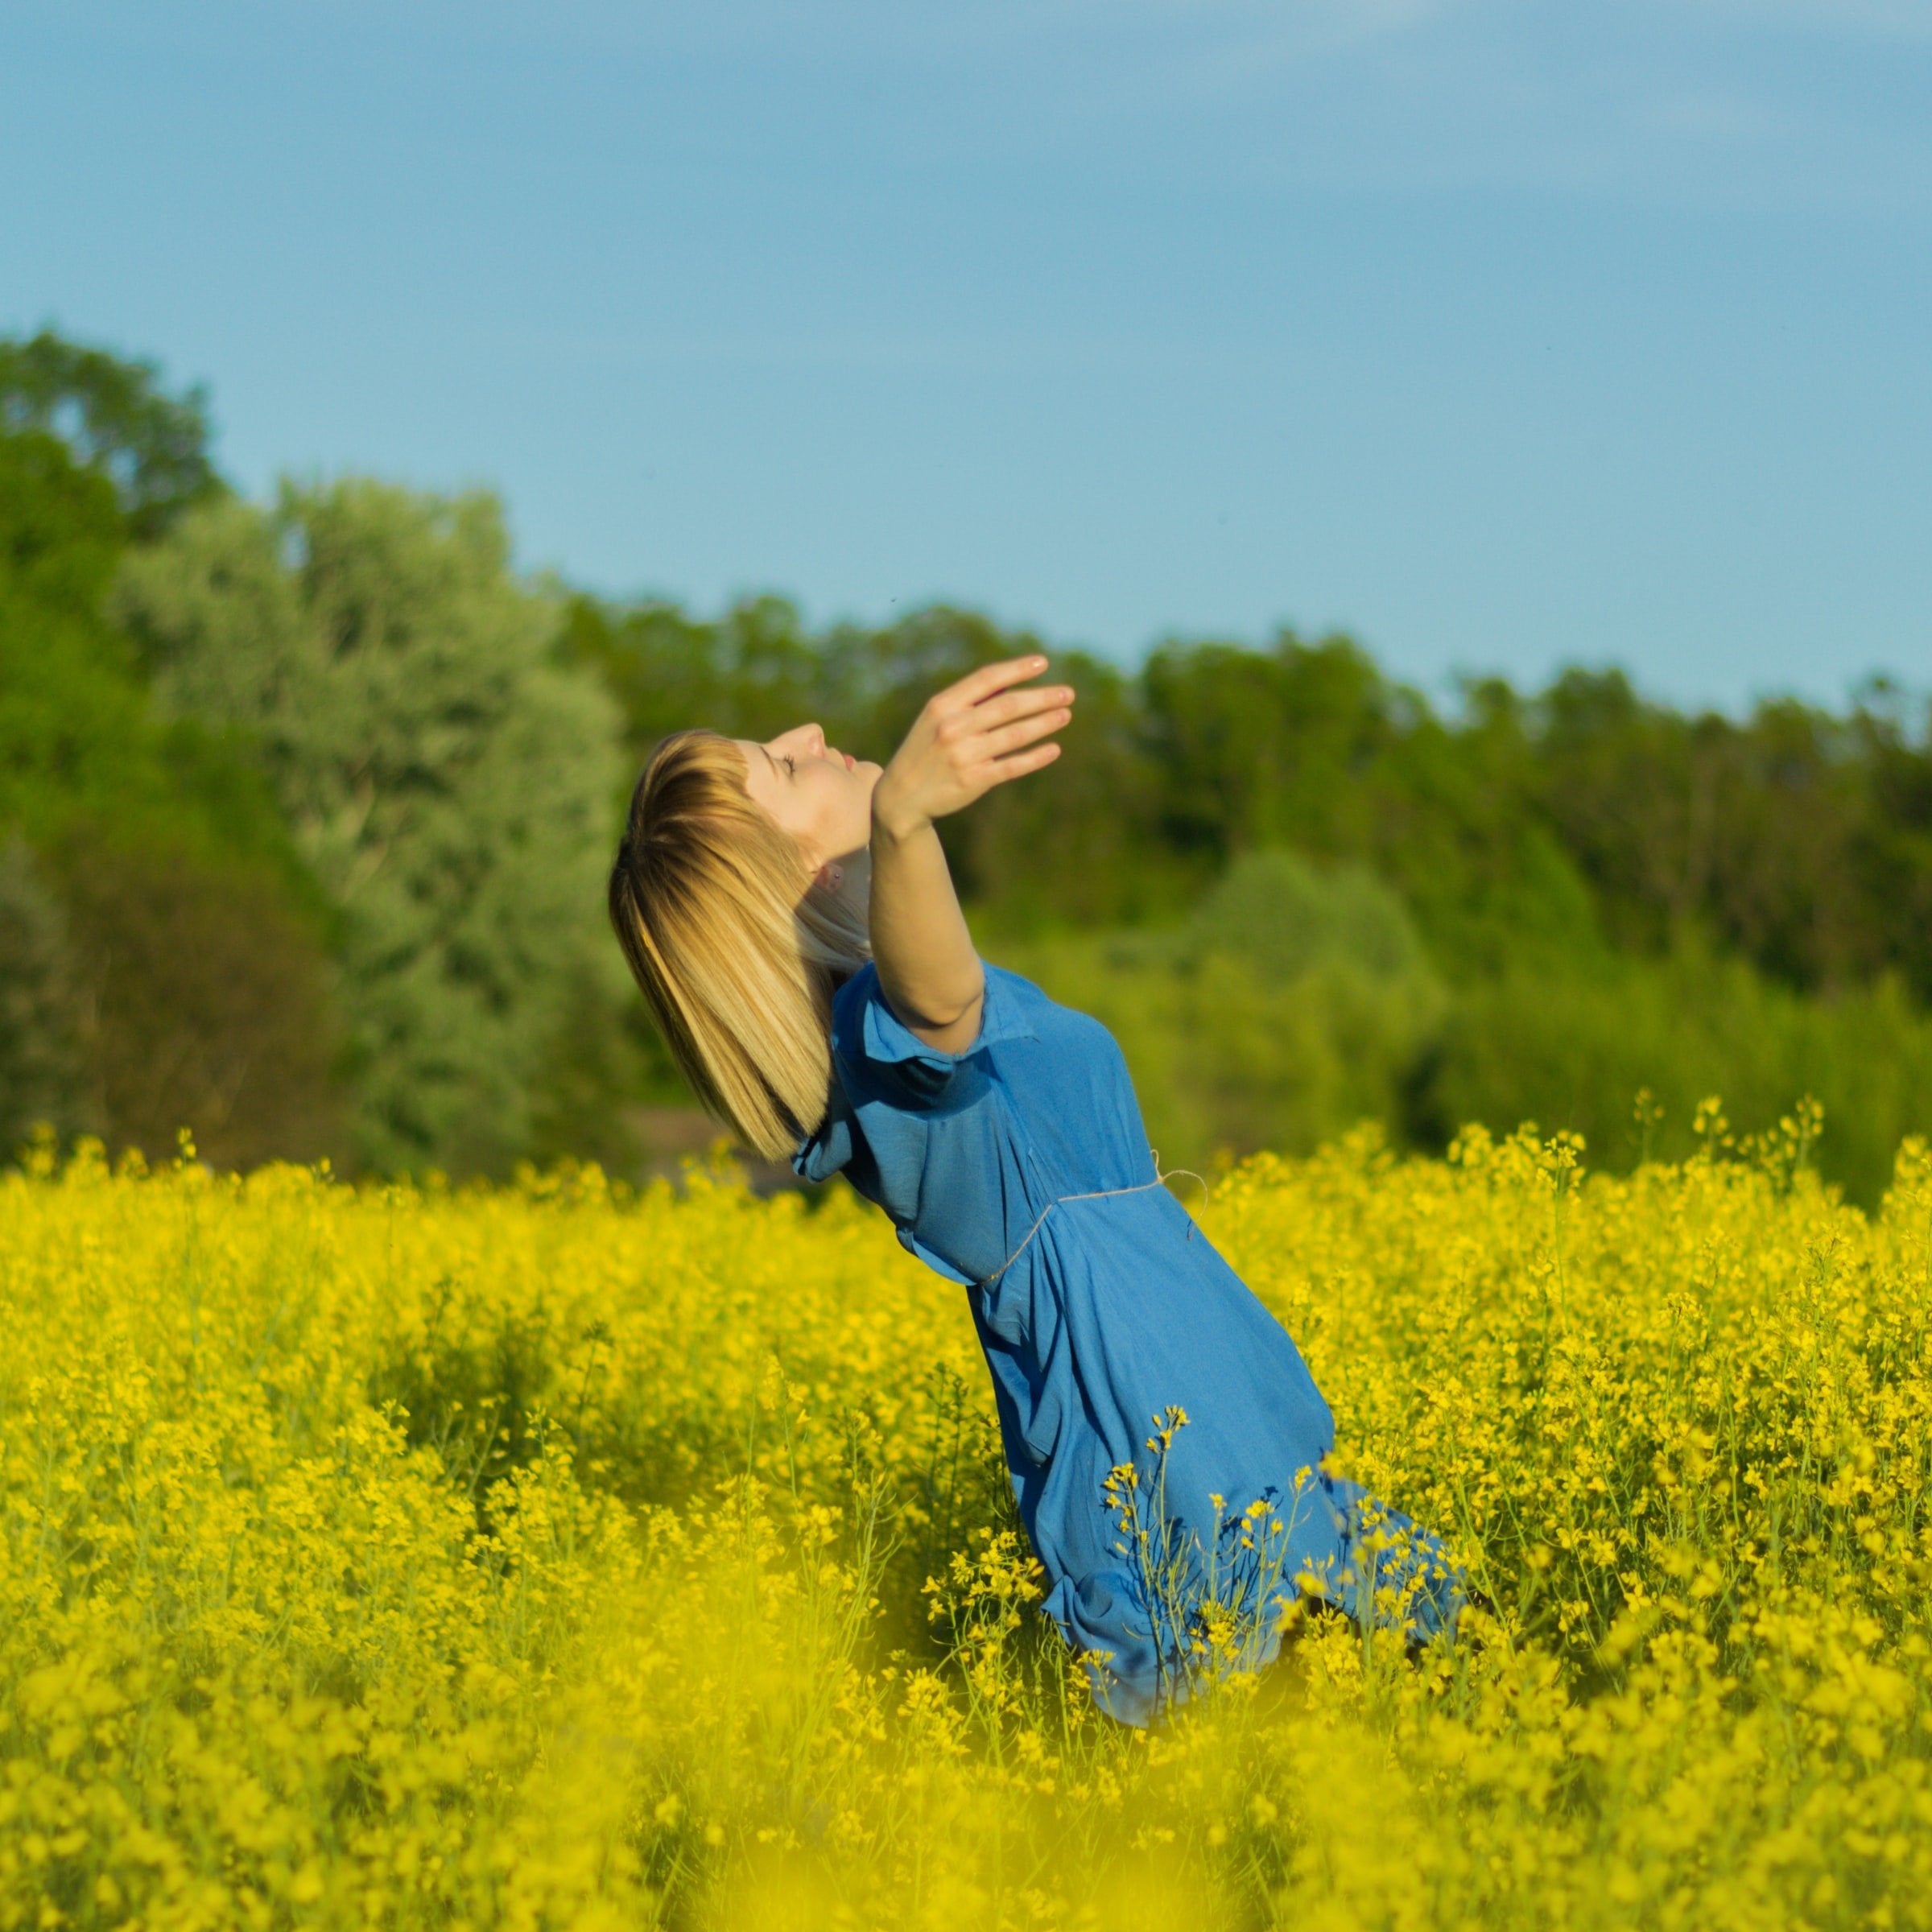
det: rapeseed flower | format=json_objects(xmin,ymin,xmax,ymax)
[{"xmin": 0, "ymin": 1122, "xmax": 1927, "ymax": 1926}]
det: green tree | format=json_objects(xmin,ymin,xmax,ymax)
[
  {"xmin": 0, "ymin": 329, "xmax": 221, "ymax": 540},
  {"xmin": 1525, "ymin": 669, "xmax": 1932, "ymax": 998},
  {"xmin": 1137, "ymin": 631, "xmax": 1600, "ymax": 971},
  {"xmin": 119, "ymin": 479, "xmax": 627, "ymax": 1173},
  {"xmin": 1852, "ymin": 685, "xmax": 1932, "ymax": 1001},
  {"xmin": 570, "ymin": 593, "xmax": 1185, "ymax": 932},
  {"xmin": 0, "ymin": 426, "xmax": 343, "ymax": 1167}
]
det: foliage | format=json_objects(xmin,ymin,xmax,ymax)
[
  {"xmin": 984, "ymin": 848, "xmax": 1932, "ymax": 1205},
  {"xmin": 0, "ymin": 328, "xmax": 222, "ymax": 540},
  {"xmin": 1430, "ymin": 945, "xmax": 1932, "ymax": 1208},
  {"xmin": 1532, "ymin": 667, "xmax": 1932, "ymax": 997},
  {"xmin": 562, "ymin": 593, "xmax": 1187, "ymax": 930},
  {"xmin": 576, "ymin": 592, "xmax": 1932, "ymax": 998},
  {"xmin": 0, "ymin": 427, "xmax": 341, "ymax": 1166},
  {"xmin": 0, "ymin": 833, "xmax": 89, "ymax": 1146},
  {"xmin": 2, "ymin": 1128, "xmax": 1929, "ymax": 1927},
  {"xmin": 47, "ymin": 825, "xmax": 343, "ymax": 1170},
  {"xmin": 117, "ymin": 480, "xmax": 628, "ymax": 1174},
  {"xmin": 1001, "ymin": 906, "xmax": 1932, "ymax": 1208},
  {"xmin": 995, "ymin": 852, "xmax": 1448, "ymax": 1169},
  {"xmin": 568, "ymin": 591, "xmax": 1932, "ymax": 1197},
  {"xmin": 1183, "ymin": 847, "xmax": 1439, "ymax": 989},
  {"xmin": 8, "ymin": 324, "xmax": 1930, "ymax": 1195}
]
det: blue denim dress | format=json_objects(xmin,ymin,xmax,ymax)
[{"xmin": 795, "ymin": 961, "xmax": 1461, "ymax": 1723}]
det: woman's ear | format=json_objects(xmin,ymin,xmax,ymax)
[{"xmin": 813, "ymin": 861, "xmax": 845, "ymax": 892}]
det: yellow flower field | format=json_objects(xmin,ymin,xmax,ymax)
[{"xmin": 2, "ymin": 1111, "xmax": 1930, "ymax": 1930}]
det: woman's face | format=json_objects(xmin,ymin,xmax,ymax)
[{"xmin": 737, "ymin": 724, "xmax": 882, "ymax": 875}]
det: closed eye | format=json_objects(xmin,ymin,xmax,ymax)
[{"xmin": 782, "ymin": 754, "xmax": 797, "ymax": 776}]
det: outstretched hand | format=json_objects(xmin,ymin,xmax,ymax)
[{"xmin": 873, "ymin": 656, "xmax": 1074, "ymax": 840}]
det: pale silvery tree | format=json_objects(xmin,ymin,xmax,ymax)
[{"xmin": 118, "ymin": 478, "xmax": 625, "ymax": 1173}]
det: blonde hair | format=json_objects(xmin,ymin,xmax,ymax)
[{"xmin": 609, "ymin": 729, "xmax": 870, "ymax": 1161}]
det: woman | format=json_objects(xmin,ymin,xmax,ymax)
[{"xmin": 609, "ymin": 654, "xmax": 1462, "ymax": 1723}]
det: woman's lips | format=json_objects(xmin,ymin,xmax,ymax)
[{"xmin": 843, "ymin": 751, "xmax": 855, "ymax": 770}]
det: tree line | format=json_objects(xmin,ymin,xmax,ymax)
[
  {"xmin": 566, "ymin": 591, "xmax": 1932, "ymax": 997},
  {"xmin": 4, "ymin": 329, "xmax": 1929, "ymax": 1195}
]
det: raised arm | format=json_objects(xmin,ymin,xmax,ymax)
[{"xmin": 868, "ymin": 657, "xmax": 1075, "ymax": 1053}]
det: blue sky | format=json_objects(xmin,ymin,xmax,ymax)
[{"xmin": 6, "ymin": 1, "xmax": 1930, "ymax": 711}]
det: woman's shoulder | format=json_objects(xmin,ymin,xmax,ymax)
[{"xmin": 831, "ymin": 958, "xmax": 1051, "ymax": 1071}]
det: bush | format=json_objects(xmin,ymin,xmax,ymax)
[
  {"xmin": 45, "ymin": 826, "xmax": 345, "ymax": 1170},
  {"xmin": 0, "ymin": 423, "xmax": 346, "ymax": 1170},
  {"xmin": 1430, "ymin": 943, "xmax": 1932, "ymax": 1205},
  {"xmin": 994, "ymin": 850, "xmax": 1447, "ymax": 1169},
  {"xmin": 994, "ymin": 850, "xmax": 1932, "ymax": 1205},
  {"xmin": 0, "ymin": 833, "xmax": 89, "ymax": 1149}
]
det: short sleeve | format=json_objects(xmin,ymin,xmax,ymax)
[
  {"xmin": 791, "ymin": 962, "xmax": 1045, "ymax": 1195},
  {"xmin": 792, "ymin": 1076, "xmax": 859, "ymax": 1184},
  {"xmin": 832, "ymin": 961, "xmax": 1038, "ymax": 1110}
]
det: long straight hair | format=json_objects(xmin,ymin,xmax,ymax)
[{"xmin": 608, "ymin": 729, "xmax": 870, "ymax": 1160}]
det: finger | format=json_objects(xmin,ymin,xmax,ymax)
[
  {"xmin": 976, "ymin": 706, "xmax": 1072, "ymax": 760},
  {"xmin": 939, "ymin": 654, "xmax": 1051, "ymax": 712},
  {"xmin": 983, "ymin": 741, "xmax": 1063, "ymax": 785},
  {"xmin": 966, "ymin": 683, "xmax": 1075, "ymax": 728}
]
